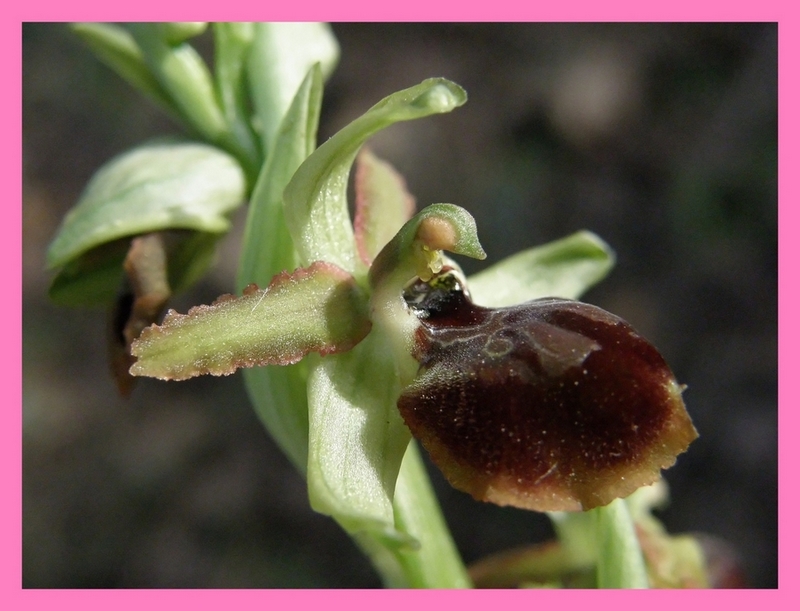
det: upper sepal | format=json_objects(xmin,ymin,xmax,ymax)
[{"xmin": 129, "ymin": 262, "xmax": 371, "ymax": 380}]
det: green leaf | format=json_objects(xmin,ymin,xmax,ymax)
[
  {"xmin": 353, "ymin": 148, "xmax": 416, "ymax": 265},
  {"xmin": 466, "ymin": 230, "xmax": 615, "ymax": 307},
  {"xmin": 247, "ymin": 23, "xmax": 339, "ymax": 152},
  {"xmin": 130, "ymin": 262, "xmax": 371, "ymax": 381},
  {"xmin": 47, "ymin": 140, "xmax": 246, "ymax": 270},
  {"xmin": 70, "ymin": 23, "xmax": 178, "ymax": 116},
  {"xmin": 595, "ymin": 499, "xmax": 650, "ymax": 588},
  {"xmin": 237, "ymin": 65, "xmax": 323, "ymax": 473},
  {"xmin": 306, "ymin": 331, "xmax": 413, "ymax": 544},
  {"xmin": 284, "ymin": 78, "xmax": 468, "ymax": 275}
]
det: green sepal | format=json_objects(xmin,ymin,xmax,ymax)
[
  {"xmin": 466, "ymin": 230, "xmax": 615, "ymax": 307},
  {"xmin": 48, "ymin": 239, "xmax": 129, "ymax": 307},
  {"xmin": 284, "ymin": 78, "xmax": 468, "ymax": 275},
  {"xmin": 130, "ymin": 261, "xmax": 371, "ymax": 381}
]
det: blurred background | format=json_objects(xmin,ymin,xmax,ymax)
[{"xmin": 23, "ymin": 23, "xmax": 777, "ymax": 587}]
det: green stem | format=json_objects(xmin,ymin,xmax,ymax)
[{"xmin": 357, "ymin": 442, "xmax": 472, "ymax": 588}]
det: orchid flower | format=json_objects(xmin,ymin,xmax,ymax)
[{"xmin": 46, "ymin": 23, "xmax": 699, "ymax": 588}]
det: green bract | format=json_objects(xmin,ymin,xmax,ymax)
[{"xmin": 47, "ymin": 141, "xmax": 246, "ymax": 307}]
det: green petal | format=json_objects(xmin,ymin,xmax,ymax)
[
  {"xmin": 237, "ymin": 65, "xmax": 323, "ymax": 472},
  {"xmin": 353, "ymin": 148, "xmax": 416, "ymax": 265},
  {"xmin": 466, "ymin": 230, "xmax": 615, "ymax": 307},
  {"xmin": 47, "ymin": 140, "xmax": 246, "ymax": 270},
  {"xmin": 284, "ymin": 78, "xmax": 468, "ymax": 275},
  {"xmin": 247, "ymin": 23, "xmax": 339, "ymax": 153},
  {"xmin": 130, "ymin": 262, "xmax": 371, "ymax": 381}
]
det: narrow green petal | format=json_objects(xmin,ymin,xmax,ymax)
[
  {"xmin": 247, "ymin": 23, "xmax": 339, "ymax": 153},
  {"xmin": 47, "ymin": 140, "xmax": 246, "ymax": 270},
  {"xmin": 353, "ymin": 148, "xmax": 416, "ymax": 265},
  {"xmin": 237, "ymin": 65, "xmax": 323, "ymax": 473},
  {"xmin": 130, "ymin": 262, "xmax": 371, "ymax": 381},
  {"xmin": 284, "ymin": 78, "xmax": 468, "ymax": 275},
  {"xmin": 467, "ymin": 230, "xmax": 615, "ymax": 307}
]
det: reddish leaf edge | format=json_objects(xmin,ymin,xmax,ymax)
[{"xmin": 129, "ymin": 261, "xmax": 371, "ymax": 381}]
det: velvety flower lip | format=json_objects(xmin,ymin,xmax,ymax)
[{"xmin": 398, "ymin": 272, "xmax": 698, "ymax": 512}]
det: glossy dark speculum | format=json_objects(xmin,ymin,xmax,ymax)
[{"xmin": 398, "ymin": 274, "xmax": 698, "ymax": 512}]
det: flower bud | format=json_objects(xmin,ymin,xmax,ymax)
[{"xmin": 398, "ymin": 273, "xmax": 698, "ymax": 512}]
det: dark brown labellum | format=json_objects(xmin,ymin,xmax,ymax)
[{"xmin": 398, "ymin": 273, "xmax": 698, "ymax": 512}]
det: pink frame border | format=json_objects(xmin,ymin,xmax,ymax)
[{"xmin": 11, "ymin": 1, "xmax": 794, "ymax": 608}]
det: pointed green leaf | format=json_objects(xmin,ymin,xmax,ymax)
[
  {"xmin": 47, "ymin": 140, "xmax": 246, "ymax": 270},
  {"xmin": 70, "ymin": 23, "xmax": 178, "ymax": 115},
  {"xmin": 130, "ymin": 262, "xmax": 371, "ymax": 381},
  {"xmin": 353, "ymin": 148, "xmax": 416, "ymax": 265},
  {"xmin": 237, "ymin": 65, "xmax": 323, "ymax": 472},
  {"xmin": 247, "ymin": 23, "xmax": 339, "ymax": 152},
  {"xmin": 466, "ymin": 230, "xmax": 615, "ymax": 307},
  {"xmin": 284, "ymin": 78, "xmax": 468, "ymax": 275},
  {"xmin": 595, "ymin": 499, "xmax": 650, "ymax": 588}
]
